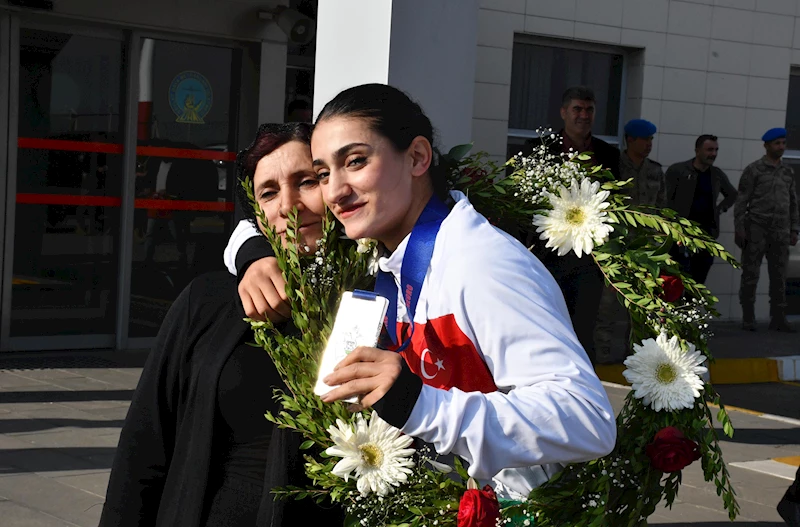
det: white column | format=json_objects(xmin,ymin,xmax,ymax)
[{"xmin": 313, "ymin": 0, "xmax": 479, "ymax": 149}]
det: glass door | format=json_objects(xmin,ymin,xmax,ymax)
[
  {"xmin": 4, "ymin": 25, "xmax": 126, "ymax": 349},
  {"xmin": 1, "ymin": 20, "xmax": 247, "ymax": 351},
  {"xmin": 127, "ymin": 37, "xmax": 239, "ymax": 340}
]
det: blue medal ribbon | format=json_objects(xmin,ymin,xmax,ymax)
[{"xmin": 374, "ymin": 195, "xmax": 450, "ymax": 352}]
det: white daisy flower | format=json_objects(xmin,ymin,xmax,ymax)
[
  {"xmin": 356, "ymin": 238, "xmax": 376, "ymax": 254},
  {"xmin": 623, "ymin": 333, "xmax": 708, "ymax": 412},
  {"xmin": 325, "ymin": 411, "xmax": 416, "ymax": 496},
  {"xmin": 532, "ymin": 178, "xmax": 613, "ymax": 258}
]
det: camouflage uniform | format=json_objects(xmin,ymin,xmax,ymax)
[
  {"xmin": 619, "ymin": 151, "xmax": 667, "ymax": 208},
  {"xmin": 734, "ymin": 157, "xmax": 800, "ymax": 316},
  {"xmin": 594, "ymin": 152, "xmax": 667, "ymax": 362}
]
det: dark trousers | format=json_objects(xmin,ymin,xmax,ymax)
[
  {"xmin": 674, "ymin": 247, "xmax": 715, "ymax": 285},
  {"xmin": 594, "ymin": 286, "xmax": 631, "ymax": 363},
  {"xmin": 739, "ymin": 223, "xmax": 790, "ymax": 313},
  {"xmin": 536, "ymin": 250, "xmax": 605, "ymax": 363}
]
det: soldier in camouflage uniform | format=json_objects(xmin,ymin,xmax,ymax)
[
  {"xmin": 595, "ymin": 119, "xmax": 666, "ymax": 362},
  {"xmin": 619, "ymin": 119, "xmax": 667, "ymax": 207},
  {"xmin": 734, "ymin": 127, "xmax": 800, "ymax": 332}
]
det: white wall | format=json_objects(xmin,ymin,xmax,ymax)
[
  {"xmin": 387, "ymin": 0, "xmax": 478, "ymax": 149},
  {"xmin": 313, "ymin": 0, "xmax": 478, "ymax": 150},
  {"xmin": 312, "ymin": 0, "xmax": 392, "ymax": 117},
  {"xmin": 474, "ymin": 0, "xmax": 800, "ymax": 320}
]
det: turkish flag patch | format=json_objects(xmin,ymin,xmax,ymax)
[{"xmin": 397, "ymin": 314, "xmax": 497, "ymax": 393}]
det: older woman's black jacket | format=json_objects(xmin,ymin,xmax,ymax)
[{"xmin": 99, "ymin": 271, "xmax": 341, "ymax": 527}]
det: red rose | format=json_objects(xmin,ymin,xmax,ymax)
[
  {"xmin": 458, "ymin": 485, "xmax": 501, "ymax": 527},
  {"xmin": 660, "ymin": 274, "xmax": 685, "ymax": 303},
  {"xmin": 646, "ymin": 426, "xmax": 702, "ymax": 472}
]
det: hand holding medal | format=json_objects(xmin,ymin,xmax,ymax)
[{"xmin": 320, "ymin": 345, "xmax": 404, "ymax": 409}]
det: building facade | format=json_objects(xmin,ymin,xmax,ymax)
[
  {"xmin": 469, "ymin": 0, "xmax": 800, "ymax": 322},
  {"xmin": 0, "ymin": 0, "xmax": 797, "ymax": 352}
]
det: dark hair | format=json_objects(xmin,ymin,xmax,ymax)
[
  {"xmin": 315, "ymin": 83, "xmax": 449, "ymax": 200},
  {"xmin": 235, "ymin": 122, "xmax": 313, "ymax": 227},
  {"xmin": 695, "ymin": 134, "xmax": 718, "ymax": 149},
  {"xmin": 561, "ymin": 86, "xmax": 596, "ymax": 107}
]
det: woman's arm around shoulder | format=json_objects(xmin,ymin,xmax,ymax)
[{"xmin": 224, "ymin": 219, "xmax": 272, "ymax": 276}]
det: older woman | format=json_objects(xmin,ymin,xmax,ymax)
[{"xmin": 100, "ymin": 123, "xmax": 340, "ymax": 527}]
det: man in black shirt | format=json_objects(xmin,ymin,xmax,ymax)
[
  {"xmin": 666, "ymin": 134, "xmax": 737, "ymax": 284},
  {"xmin": 525, "ymin": 86, "xmax": 620, "ymax": 363}
]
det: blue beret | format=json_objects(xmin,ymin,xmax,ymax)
[
  {"xmin": 624, "ymin": 119, "xmax": 657, "ymax": 138},
  {"xmin": 762, "ymin": 127, "xmax": 787, "ymax": 142}
]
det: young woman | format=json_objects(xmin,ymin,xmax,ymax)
[
  {"xmin": 100, "ymin": 123, "xmax": 341, "ymax": 527},
  {"xmin": 311, "ymin": 84, "xmax": 616, "ymax": 499}
]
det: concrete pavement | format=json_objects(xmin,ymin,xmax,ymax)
[
  {"xmin": 604, "ymin": 379, "xmax": 800, "ymax": 525},
  {"xmin": 0, "ymin": 352, "xmax": 144, "ymax": 527},
  {"xmin": 0, "ymin": 345, "xmax": 797, "ymax": 526}
]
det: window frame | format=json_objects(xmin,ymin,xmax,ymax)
[
  {"xmin": 507, "ymin": 35, "xmax": 629, "ymax": 148},
  {"xmin": 783, "ymin": 66, "xmax": 800, "ymax": 192},
  {"xmin": 785, "ymin": 67, "xmax": 800, "ymax": 153}
]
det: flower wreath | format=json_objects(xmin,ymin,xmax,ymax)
[{"xmin": 242, "ymin": 132, "xmax": 740, "ymax": 527}]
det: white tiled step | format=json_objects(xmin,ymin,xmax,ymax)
[
  {"xmin": 729, "ymin": 460, "xmax": 798, "ymax": 481},
  {"xmin": 771, "ymin": 356, "xmax": 800, "ymax": 381}
]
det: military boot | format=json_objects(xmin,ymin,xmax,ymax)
[
  {"xmin": 769, "ymin": 310, "xmax": 797, "ymax": 333},
  {"xmin": 742, "ymin": 304, "xmax": 756, "ymax": 331}
]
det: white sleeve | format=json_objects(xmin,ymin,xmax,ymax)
[
  {"xmin": 400, "ymin": 251, "xmax": 617, "ymax": 481},
  {"xmin": 223, "ymin": 220, "xmax": 262, "ymax": 276}
]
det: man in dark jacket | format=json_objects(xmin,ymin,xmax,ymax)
[
  {"xmin": 529, "ymin": 86, "xmax": 620, "ymax": 363},
  {"xmin": 666, "ymin": 134, "xmax": 737, "ymax": 284}
]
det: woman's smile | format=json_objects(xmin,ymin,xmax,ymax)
[{"xmin": 337, "ymin": 202, "xmax": 366, "ymax": 220}]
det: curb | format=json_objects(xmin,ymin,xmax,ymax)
[
  {"xmin": 730, "ymin": 460, "xmax": 798, "ymax": 481},
  {"xmin": 600, "ymin": 380, "xmax": 800, "ymax": 424},
  {"xmin": 595, "ymin": 357, "xmax": 797, "ymax": 385}
]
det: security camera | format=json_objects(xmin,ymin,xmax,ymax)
[{"xmin": 258, "ymin": 7, "xmax": 316, "ymax": 46}]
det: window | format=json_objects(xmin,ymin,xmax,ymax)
[
  {"xmin": 785, "ymin": 69, "xmax": 800, "ymax": 151},
  {"xmin": 784, "ymin": 69, "xmax": 800, "ymax": 313},
  {"xmin": 507, "ymin": 39, "xmax": 624, "ymax": 159}
]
